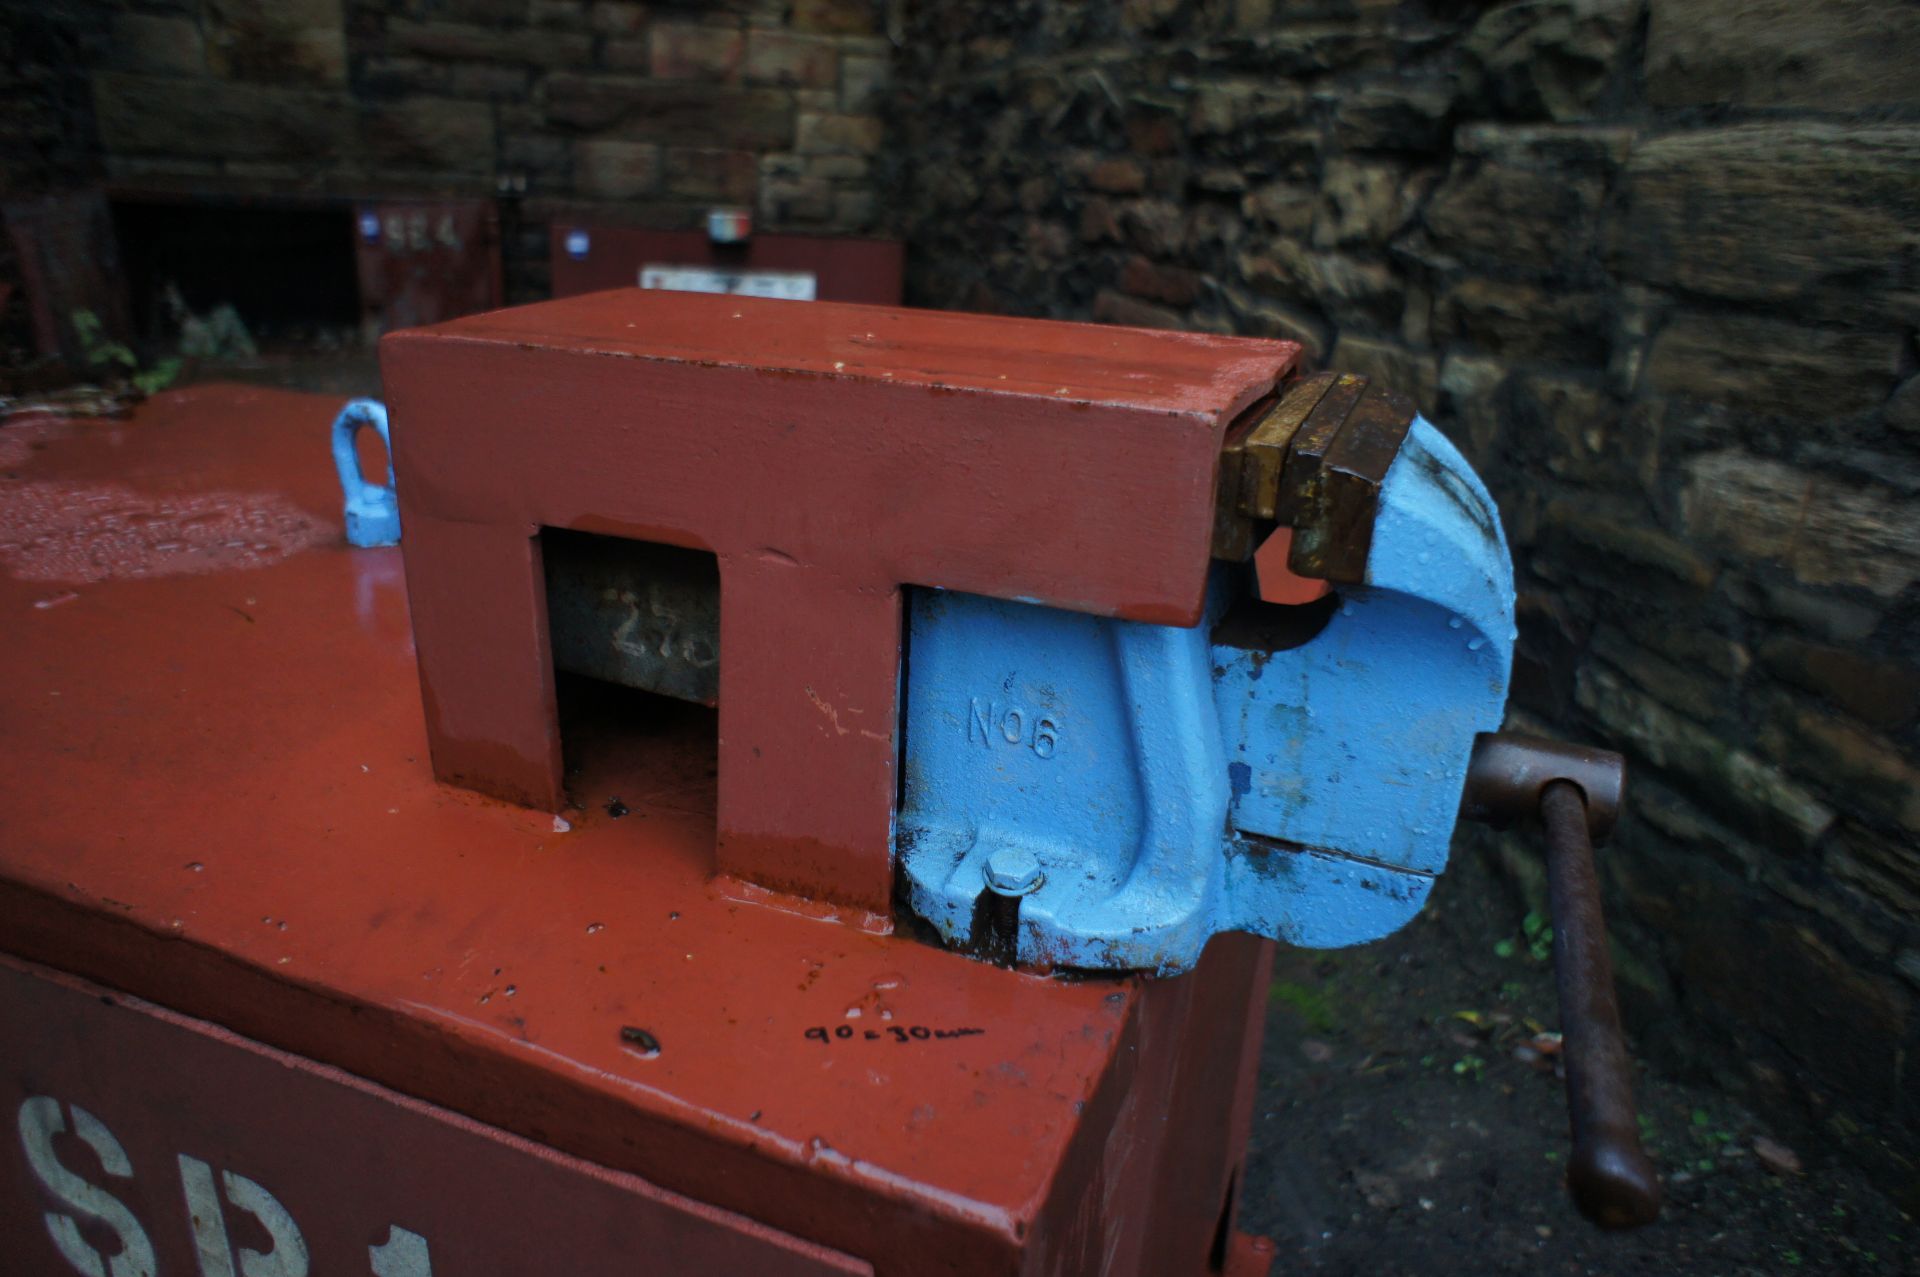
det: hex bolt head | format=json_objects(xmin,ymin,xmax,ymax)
[{"xmin": 982, "ymin": 846, "xmax": 1044, "ymax": 897}]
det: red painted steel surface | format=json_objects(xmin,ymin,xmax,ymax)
[
  {"xmin": 549, "ymin": 223, "xmax": 905, "ymax": 305},
  {"xmin": 1, "ymin": 955, "xmax": 868, "ymax": 1276},
  {"xmin": 1224, "ymin": 1235, "xmax": 1279, "ymax": 1277},
  {"xmin": 381, "ymin": 290, "xmax": 1299, "ymax": 909},
  {"xmin": 354, "ymin": 201, "xmax": 503, "ymax": 337},
  {"xmin": 0, "ymin": 386, "xmax": 1277, "ymax": 1274}
]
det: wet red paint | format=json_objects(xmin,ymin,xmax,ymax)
[
  {"xmin": 382, "ymin": 289, "xmax": 1300, "ymax": 909},
  {"xmin": 0, "ymin": 384, "xmax": 1278, "ymax": 1275},
  {"xmin": 0, "ymin": 415, "xmax": 65, "ymax": 467}
]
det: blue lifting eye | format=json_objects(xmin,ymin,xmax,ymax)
[{"xmin": 330, "ymin": 399, "xmax": 400, "ymax": 549}]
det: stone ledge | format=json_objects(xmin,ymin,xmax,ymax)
[
  {"xmin": 1620, "ymin": 125, "xmax": 1920, "ymax": 324},
  {"xmin": 1648, "ymin": 0, "xmax": 1920, "ymax": 112}
]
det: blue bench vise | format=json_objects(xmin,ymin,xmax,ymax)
[{"xmin": 896, "ymin": 372, "xmax": 1513, "ymax": 973}]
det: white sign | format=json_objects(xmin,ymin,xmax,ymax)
[
  {"xmin": 639, "ymin": 264, "xmax": 818, "ymax": 301},
  {"xmin": 18, "ymin": 1095, "xmax": 434, "ymax": 1277},
  {"xmin": 2, "ymin": 962, "xmax": 865, "ymax": 1276}
]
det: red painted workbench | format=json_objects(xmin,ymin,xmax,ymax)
[{"xmin": 0, "ymin": 385, "xmax": 1276, "ymax": 1274}]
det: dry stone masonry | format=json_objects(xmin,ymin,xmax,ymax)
[
  {"xmin": 6, "ymin": 0, "xmax": 893, "ymax": 300},
  {"xmin": 885, "ymin": 0, "xmax": 1919, "ymax": 1193}
]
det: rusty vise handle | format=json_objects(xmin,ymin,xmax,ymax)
[{"xmin": 1462, "ymin": 733, "xmax": 1661, "ymax": 1229}]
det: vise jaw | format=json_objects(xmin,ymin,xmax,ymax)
[{"xmin": 382, "ymin": 292, "xmax": 1513, "ymax": 974}]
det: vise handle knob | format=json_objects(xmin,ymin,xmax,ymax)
[{"xmin": 1461, "ymin": 733, "xmax": 1662, "ymax": 1229}]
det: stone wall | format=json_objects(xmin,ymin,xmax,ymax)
[
  {"xmin": 6, "ymin": 0, "xmax": 891, "ymax": 301},
  {"xmin": 0, "ymin": 2, "xmax": 115, "ymax": 356},
  {"xmin": 887, "ymin": 0, "xmax": 1919, "ymax": 1189},
  {"xmin": 1, "ymin": 4, "xmax": 109, "ymax": 198}
]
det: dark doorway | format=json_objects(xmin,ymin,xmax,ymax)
[{"xmin": 111, "ymin": 199, "xmax": 359, "ymax": 346}]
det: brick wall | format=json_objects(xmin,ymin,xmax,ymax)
[
  {"xmin": 886, "ymin": 0, "xmax": 1919, "ymax": 1192},
  {"xmin": 29, "ymin": 0, "xmax": 891, "ymax": 300}
]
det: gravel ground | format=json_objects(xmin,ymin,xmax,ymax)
[{"xmin": 1240, "ymin": 844, "xmax": 1916, "ymax": 1276}]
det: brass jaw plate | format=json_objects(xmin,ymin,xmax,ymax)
[{"xmin": 1212, "ymin": 370, "xmax": 1416, "ymax": 584}]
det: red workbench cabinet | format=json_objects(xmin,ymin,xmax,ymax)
[
  {"xmin": 1, "ymin": 955, "xmax": 869, "ymax": 1276},
  {"xmin": 0, "ymin": 362, "xmax": 1283, "ymax": 1273}
]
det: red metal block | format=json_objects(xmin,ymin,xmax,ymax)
[
  {"xmin": 0, "ymin": 385, "xmax": 1277, "ymax": 1274},
  {"xmin": 549, "ymin": 222, "xmax": 905, "ymax": 305},
  {"xmin": 380, "ymin": 290, "xmax": 1299, "ymax": 910},
  {"xmin": 354, "ymin": 200, "xmax": 503, "ymax": 338}
]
